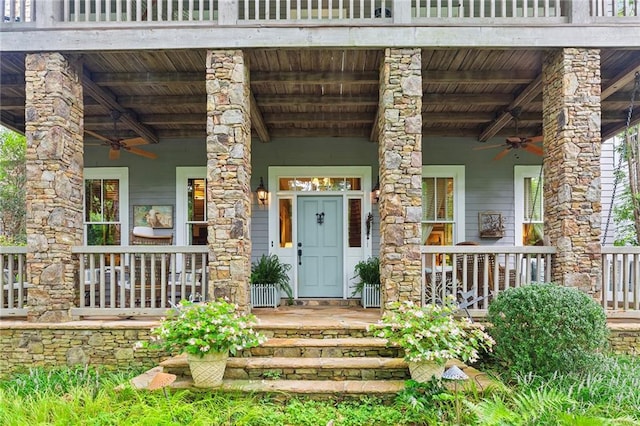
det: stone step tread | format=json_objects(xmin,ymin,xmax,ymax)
[
  {"xmin": 171, "ymin": 378, "xmax": 406, "ymax": 394},
  {"xmin": 161, "ymin": 355, "xmax": 406, "ymax": 370},
  {"xmin": 260, "ymin": 337, "xmax": 388, "ymax": 348},
  {"xmin": 227, "ymin": 357, "xmax": 407, "ymax": 370}
]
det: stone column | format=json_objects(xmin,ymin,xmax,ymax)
[
  {"xmin": 377, "ymin": 48, "xmax": 423, "ymax": 309},
  {"xmin": 542, "ymin": 48, "xmax": 602, "ymax": 298},
  {"xmin": 205, "ymin": 50, "xmax": 252, "ymax": 311},
  {"xmin": 24, "ymin": 53, "xmax": 84, "ymax": 322}
]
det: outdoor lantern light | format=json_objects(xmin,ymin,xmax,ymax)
[
  {"xmin": 372, "ymin": 178, "xmax": 380, "ymax": 203},
  {"xmin": 256, "ymin": 177, "xmax": 268, "ymax": 205}
]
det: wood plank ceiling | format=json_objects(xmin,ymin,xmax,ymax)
[{"xmin": 1, "ymin": 48, "xmax": 639, "ymax": 146}]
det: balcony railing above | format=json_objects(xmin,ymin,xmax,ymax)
[{"xmin": 1, "ymin": 0, "xmax": 637, "ymax": 28}]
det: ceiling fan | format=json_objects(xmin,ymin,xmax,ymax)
[
  {"xmin": 85, "ymin": 111, "xmax": 157, "ymax": 160},
  {"xmin": 475, "ymin": 108, "xmax": 543, "ymax": 161}
]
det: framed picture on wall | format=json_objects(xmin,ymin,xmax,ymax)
[
  {"xmin": 133, "ymin": 205, "xmax": 173, "ymax": 229},
  {"xmin": 479, "ymin": 211, "xmax": 505, "ymax": 238}
]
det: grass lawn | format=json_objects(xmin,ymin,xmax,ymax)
[{"xmin": 0, "ymin": 355, "xmax": 638, "ymax": 425}]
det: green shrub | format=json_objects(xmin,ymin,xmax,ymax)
[
  {"xmin": 487, "ymin": 283, "xmax": 608, "ymax": 378},
  {"xmin": 250, "ymin": 254, "xmax": 293, "ymax": 303}
]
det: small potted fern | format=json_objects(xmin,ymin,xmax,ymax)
[
  {"xmin": 352, "ymin": 257, "xmax": 380, "ymax": 308},
  {"xmin": 250, "ymin": 254, "xmax": 293, "ymax": 307}
]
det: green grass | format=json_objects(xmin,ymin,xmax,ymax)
[{"xmin": 1, "ymin": 355, "xmax": 639, "ymax": 425}]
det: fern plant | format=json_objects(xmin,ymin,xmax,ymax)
[
  {"xmin": 250, "ymin": 254, "xmax": 293, "ymax": 303},
  {"xmin": 351, "ymin": 257, "xmax": 380, "ymax": 296}
]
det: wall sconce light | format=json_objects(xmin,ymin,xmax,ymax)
[
  {"xmin": 256, "ymin": 177, "xmax": 268, "ymax": 206},
  {"xmin": 372, "ymin": 178, "xmax": 380, "ymax": 203}
]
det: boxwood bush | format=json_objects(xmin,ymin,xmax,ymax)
[{"xmin": 487, "ymin": 283, "xmax": 608, "ymax": 378}]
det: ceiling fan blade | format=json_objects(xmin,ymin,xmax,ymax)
[
  {"xmin": 120, "ymin": 137, "xmax": 148, "ymax": 147},
  {"xmin": 474, "ymin": 143, "xmax": 506, "ymax": 151},
  {"xmin": 84, "ymin": 129, "xmax": 113, "ymax": 144},
  {"xmin": 108, "ymin": 148, "xmax": 120, "ymax": 160},
  {"xmin": 125, "ymin": 146, "xmax": 158, "ymax": 160},
  {"xmin": 526, "ymin": 135, "xmax": 544, "ymax": 144},
  {"xmin": 493, "ymin": 148, "xmax": 511, "ymax": 161},
  {"xmin": 523, "ymin": 144, "xmax": 544, "ymax": 156}
]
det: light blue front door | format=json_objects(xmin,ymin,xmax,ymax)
[{"xmin": 298, "ymin": 196, "xmax": 343, "ymax": 297}]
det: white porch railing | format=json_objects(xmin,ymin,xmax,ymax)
[
  {"xmin": 421, "ymin": 245, "xmax": 555, "ymax": 309},
  {"xmin": 0, "ymin": 246, "xmax": 28, "ymax": 317},
  {"xmin": 72, "ymin": 245, "xmax": 208, "ymax": 318},
  {"xmin": 412, "ymin": 0, "xmax": 562, "ymax": 18},
  {"xmin": 2, "ymin": 0, "xmax": 637, "ymax": 27},
  {"xmin": 601, "ymin": 247, "xmax": 640, "ymax": 311}
]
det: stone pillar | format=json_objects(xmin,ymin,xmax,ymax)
[
  {"xmin": 205, "ymin": 50, "xmax": 252, "ymax": 311},
  {"xmin": 542, "ymin": 48, "xmax": 602, "ymax": 298},
  {"xmin": 377, "ymin": 48, "xmax": 423, "ymax": 309},
  {"xmin": 24, "ymin": 53, "xmax": 84, "ymax": 322}
]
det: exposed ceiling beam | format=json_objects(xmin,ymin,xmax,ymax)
[
  {"xmin": 255, "ymin": 94, "xmax": 378, "ymax": 107},
  {"xmin": 250, "ymin": 91, "xmax": 270, "ymax": 143},
  {"xmin": 90, "ymin": 72, "xmax": 203, "ymax": 86},
  {"xmin": 269, "ymin": 128, "xmax": 372, "ymax": 138},
  {"xmin": 0, "ymin": 111, "xmax": 24, "ymax": 134},
  {"xmin": 477, "ymin": 75, "xmax": 542, "ymax": 142},
  {"xmin": 82, "ymin": 67, "xmax": 159, "ymax": 144},
  {"xmin": 251, "ymin": 71, "xmax": 378, "ymax": 85},
  {"xmin": 264, "ymin": 112, "xmax": 374, "ymax": 124},
  {"xmin": 0, "ymin": 97, "xmax": 23, "ymax": 110},
  {"xmin": 602, "ymin": 110, "xmax": 640, "ymax": 140},
  {"xmin": 601, "ymin": 62, "xmax": 640, "ymax": 101},
  {"xmin": 424, "ymin": 70, "xmax": 537, "ymax": 84},
  {"xmin": 0, "ymin": 74, "xmax": 23, "ymax": 88},
  {"xmin": 423, "ymin": 93, "xmax": 514, "ymax": 105},
  {"xmin": 114, "ymin": 95, "xmax": 207, "ymax": 107}
]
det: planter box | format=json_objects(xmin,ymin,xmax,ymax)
[
  {"xmin": 361, "ymin": 283, "xmax": 380, "ymax": 308},
  {"xmin": 250, "ymin": 283, "xmax": 279, "ymax": 308}
]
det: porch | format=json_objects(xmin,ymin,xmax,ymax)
[{"xmin": 2, "ymin": 244, "xmax": 640, "ymax": 319}]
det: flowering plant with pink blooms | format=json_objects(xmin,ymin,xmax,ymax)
[
  {"xmin": 371, "ymin": 298, "xmax": 494, "ymax": 365},
  {"xmin": 150, "ymin": 299, "xmax": 266, "ymax": 357}
]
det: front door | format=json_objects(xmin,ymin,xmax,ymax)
[{"xmin": 297, "ymin": 196, "xmax": 343, "ymax": 297}]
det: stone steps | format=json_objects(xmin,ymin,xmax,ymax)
[
  {"xmin": 162, "ymin": 355, "xmax": 410, "ymax": 380},
  {"xmin": 132, "ymin": 312, "xmax": 498, "ymax": 399},
  {"xmin": 172, "ymin": 378, "xmax": 406, "ymax": 401},
  {"xmin": 243, "ymin": 337, "xmax": 402, "ymax": 358}
]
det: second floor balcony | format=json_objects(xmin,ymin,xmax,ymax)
[{"xmin": 0, "ymin": 0, "xmax": 640, "ymax": 50}]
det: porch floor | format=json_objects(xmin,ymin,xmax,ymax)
[{"xmin": 251, "ymin": 304, "xmax": 381, "ymax": 329}]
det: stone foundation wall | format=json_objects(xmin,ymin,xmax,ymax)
[
  {"xmin": 0, "ymin": 322, "xmax": 168, "ymax": 379},
  {"xmin": 609, "ymin": 325, "xmax": 640, "ymax": 356},
  {"xmin": 1, "ymin": 322, "xmax": 637, "ymax": 379}
]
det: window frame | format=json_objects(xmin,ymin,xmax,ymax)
[
  {"xmin": 514, "ymin": 165, "xmax": 544, "ymax": 246},
  {"xmin": 83, "ymin": 167, "xmax": 129, "ymax": 246},
  {"xmin": 421, "ymin": 165, "xmax": 466, "ymax": 244},
  {"xmin": 175, "ymin": 166, "xmax": 207, "ymax": 246}
]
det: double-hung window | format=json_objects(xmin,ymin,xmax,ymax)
[
  {"xmin": 422, "ymin": 166, "xmax": 465, "ymax": 246},
  {"xmin": 84, "ymin": 168, "xmax": 129, "ymax": 245},
  {"xmin": 515, "ymin": 166, "xmax": 543, "ymax": 246}
]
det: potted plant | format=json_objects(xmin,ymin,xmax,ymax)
[
  {"xmin": 250, "ymin": 254, "xmax": 293, "ymax": 306},
  {"xmin": 149, "ymin": 299, "xmax": 266, "ymax": 387},
  {"xmin": 352, "ymin": 257, "xmax": 380, "ymax": 308},
  {"xmin": 370, "ymin": 298, "xmax": 495, "ymax": 382}
]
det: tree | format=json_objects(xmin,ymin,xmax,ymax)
[{"xmin": 0, "ymin": 127, "xmax": 26, "ymax": 244}]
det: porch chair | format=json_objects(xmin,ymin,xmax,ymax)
[
  {"xmin": 454, "ymin": 242, "xmax": 494, "ymax": 311},
  {"xmin": 130, "ymin": 226, "xmax": 173, "ymax": 307}
]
